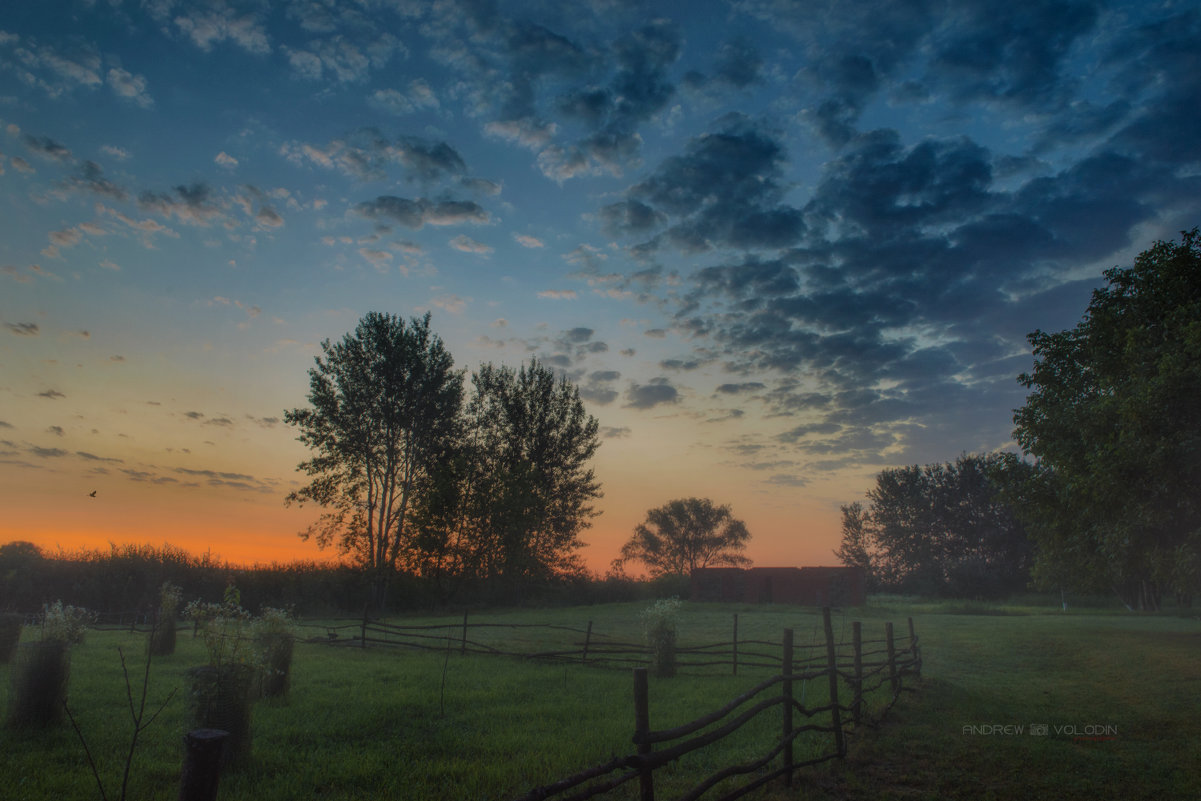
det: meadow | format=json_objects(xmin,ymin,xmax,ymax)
[{"xmin": 1, "ymin": 599, "xmax": 1198, "ymax": 800}]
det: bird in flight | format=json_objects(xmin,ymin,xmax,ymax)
[{"xmin": 88, "ymin": 490, "xmax": 97, "ymax": 498}]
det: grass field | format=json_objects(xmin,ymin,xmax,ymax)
[{"xmin": 1, "ymin": 599, "xmax": 1198, "ymax": 800}]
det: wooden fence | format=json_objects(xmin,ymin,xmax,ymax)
[
  {"xmin": 341, "ymin": 611, "xmax": 871, "ymax": 676},
  {"xmin": 508, "ymin": 607, "xmax": 921, "ymax": 801}
]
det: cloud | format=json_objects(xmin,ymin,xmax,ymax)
[
  {"xmin": 537, "ymin": 289, "xmax": 576, "ymax": 300},
  {"xmin": 514, "ymin": 234, "xmax": 544, "ymax": 248},
  {"xmin": 215, "ymin": 151, "xmax": 238, "ymax": 168},
  {"xmin": 625, "ymin": 377, "xmax": 679, "ymax": 409},
  {"xmin": 449, "ymin": 235, "xmax": 493, "ymax": 255},
  {"xmin": 356, "ymin": 196, "xmax": 489, "ymax": 229},
  {"xmin": 23, "ymin": 135, "xmax": 72, "ymax": 162},
  {"xmin": 106, "ymin": 68, "xmax": 153, "ymax": 107},
  {"xmin": 281, "ymin": 129, "xmax": 472, "ymax": 184},
  {"xmin": 30, "ymin": 445, "xmax": 68, "ymax": 458},
  {"xmin": 369, "ymin": 79, "xmax": 440, "ymax": 114},
  {"xmin": 286, "ymin": 32, "xmax": 403, "ymax": 83},
  {"xmin": 76, "ymin": 451, "xmax": 123, "ymax": 463},
  {"xmin": 37, "ymin": 389, "xmax": 65, "ymax": 399},
  {"xmin": 138, "ymin": 183, "xmax": 223, "ymax": 226},
  {"xmin": 5, "ymin": 322, "xmax": 38, "ymax": 336},
  {"xmin": 169, "ymin": 4, "xmax": 271, "ymax": 55}
]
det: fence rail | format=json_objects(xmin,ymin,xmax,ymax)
[{"xmin": 510, "ymin": 607, "xmax": 921, "ymax": 801}]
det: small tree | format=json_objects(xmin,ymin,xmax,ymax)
[
  {"xmin": 640, "ymin": 598, "xmax": 682, "ymax": 678},
  {"xmin": 617, "ymin": 498, "xmax": 751, "ymax": 578}
]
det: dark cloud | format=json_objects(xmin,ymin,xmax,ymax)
[
  {"xmin": 715, "ymin": 382, "xmax": 766, "ymax": 395},
  {"xmin": 30, "ymin": 445, "xmax": 68, "ymax": 458},
  {"xmin": 69, "ymin": 161, "xmax": 127, "ymax": 200},
  {"xmin": 5, "ymin": 322, "xmax": 39, "ymax": 336},
  {"xmin": 139, "ymin": 183, "xmax": 222, "ymax": 226},
  {"xmin": 659, "ymin": 358, "xmax": 702, "ymax": 371},
  {"xmin": 23, "ymin": 135, "xmax": 72, "ymax": 162},
  {"xmin": 355, "ymin": 196, "xmax": 489, "ymax": 229},
  {"xmin": 37, "ymin": 389, "xmax": 66, "ymax": 399},
  {"xmin": 47, "ymin": 425, "xmax": 64, "ymax": 437},
  {"xmin": 615, "ymin": 116, "xmax": 804, "ymax": 253},
  {"xmin": 76, "ymin": 451, "xmax": 123, "ymax": 463},
  {"xmin": 625, "ymin": 377, "xmax": 678, "ymax": 409}
]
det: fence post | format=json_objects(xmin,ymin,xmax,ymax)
[
  {"xmin": 178, "ymin": 728, "xmax": 228, "ymax": 801},
  {"xmin": 461, "ymin": 610, "xmax": 469, "ymax": 656},
  {"xmin": 886, "ymin": 621, "xmax": 898, "ymax": 696},
  {"xmin": 582, "ymin": 620, "xmax": 593, "ymax": 664},
  {"xmin": 633, "ymin": 667, "xmax": 655, "ymax": 801},
  {"xmin": 822, "ymin": 606, "xmax": 845, "ymax": 757},
  {"xmin": 782, "ymin": 627, "xmax": 794, "ymax": 788},
  {"xmin": 908, "ymin": 617, "xmax": 921, "ymax": 679},
  {"xmin": 852, "ymin": 621, "xmax": 862, "ymax": 726},
  {"xmin": 361, "ymin": 608, "xmax": 368, "ymax": 649},
  {"xmin": 732, "ymin": 613, "xmax": 739, "ymax": 677}
]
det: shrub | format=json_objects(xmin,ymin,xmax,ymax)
[
  {"xmin": 40, "ymin": 600, "xmax": 95, "ymax": 645},
  {"xmin": 148, "ymin": 581, "xmax": 182, "ymax": 656},
  {"xmin": 6, "ymin": 639, "xmax": 70, "ymax": 727},
  {"xmin": 640, "ymin": 597, "xmax": 682, "ymax": 678},
  {"xmin": 256, "ymin": 607, "xmax": 296, "ymax": 699},
  {"xmin": 0, "ymin": 613, "xmax": 22, "ymax": 663}
]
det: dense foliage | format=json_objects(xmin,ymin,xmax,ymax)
[
  {"xmin": 1013, "ymin": 229, "xmax": 1201, "ymax": 609},
  {"xmin": 834, "ymin": 454, "xmax": 1033, "ymax": 598}
]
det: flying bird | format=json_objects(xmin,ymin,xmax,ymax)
[{"xmin": 88, "ymin": 490, "xmax": 97, "ymax": 498}]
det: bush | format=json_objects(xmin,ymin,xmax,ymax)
[
  {"xmin": 6, "ymin": 640, "xmax": 70, "ymax": 727},
  {"xmin": 148, "ymin": 582, "xmax": 182, "ymax": 656},
  {"xmin": 255, "ymin": 607, "xmax": 296, "ymax": 699},
  {"xmin": 640, "ymin": 597, "xmax": 682, "ymax": 678},
  {"xmin": 0, "ymin": 613, "xmax": 22, "ymax": 663},
  {"xmin": 186, "ymin": 664, "xmax": 257, "ymax": 766}
]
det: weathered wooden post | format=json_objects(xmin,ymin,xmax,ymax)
[
  {"xmin": 732, "ymin": 613, "xmax": 739, "ymax": 676},
  {"xmin": 461, "ymin": 610, "xmax": 469, "ymax": 656},
  {"xmin": 360, "ymin": 606, "xmax": 368, "ymax": 649},
  {"xmin": 782, "ymin": 627, "xmax": 794, "ymax": 787},
  {"xmin": 178, "ymin": 728, "xmax": 228, "ymax": 801},
  {"xmin": 633, "ymin": 667, "xmax": 654, "ymax": 801},
  {"xmin": 852, "ymin": 621, "xmax": 863, "ymax": 726},
  {"xmin": 822, "ymin": 607, "xmax": 845, "ymax": 757},
  {"xmin": 886, "ymin": 621, "xmax": 898, "ymax": 696},
  {"xmin": 907, "ymin": 617, "xmax": 921, "ymax": 679},
  {"xmin": 582, "ymin": 620, "xmax": 593, "ymax": 664}
]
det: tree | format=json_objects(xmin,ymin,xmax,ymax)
[
  {"xmin": 834, "ymin": 454, "xmax": 1033, "ymax": 597},
  {"xmin": 408, "ymin": 359, "xmax": 603, "ymax": 595},
  {"xmin": 1013, "ymin": 229, "xmax": 1201, "ymax": 609},
  {"xmin": 617, "ymin": 498, "xmax": 751, "ymax": 578},
  {"xmin": 284, "ymin": 312, "xmax": 463, "ymax": 609}
]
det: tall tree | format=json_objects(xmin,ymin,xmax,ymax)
[
  {"xmin": 1013, "ymin": 229, "xmax": 1201, "ymax": 609},
  {"xmin": 834, "ymin": 454, "xmax": 1033, "ymax": 597},
  {"xmin": 284, "ymin": 312, "xmax": 463, "ymax": 609},
  {"xmin": 408, "ymin": 359, "xmax": 603, "ymax": 593},
  {"xmin": 617, "ymin": 498, "xmax": 751, "ymax": 578}
]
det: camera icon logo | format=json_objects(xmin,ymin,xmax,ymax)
[{"xmin": 1030, "ymin": 724, "xmax": 1049, "ymax": 736}]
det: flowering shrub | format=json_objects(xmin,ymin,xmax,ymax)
[
  {"xmin": 40, "ymin": 601, "xmax": 95, "ymax": 645},
  {"xmin": 184, "ymin": 585, "xmax": 256, "ymax": 670}
]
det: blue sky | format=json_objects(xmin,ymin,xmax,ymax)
[{"xmin": 2, "ymin": 0, "xmax": 1199, "ymax": 568}]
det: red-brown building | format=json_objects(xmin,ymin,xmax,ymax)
[{"xmin": 690, "ymin": 566, "xmax": 866, "ymax": 606}]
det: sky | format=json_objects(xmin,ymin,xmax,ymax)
[{"xmin": 1, "ymin": 0, "xmax": 1199, "ymax": 572}]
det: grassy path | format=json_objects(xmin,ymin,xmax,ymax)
[{"xmin": 794, "ymin": 611, "xmax": 1201, "ymax": 800}]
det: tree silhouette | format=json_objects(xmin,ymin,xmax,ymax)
[
  {"xmin": 284, "ymin": 312, "xmax": 462, "ymax": 610},
  {"xmin": 617, "ymin": 498, "xmax": 751, "ymax": 578}
]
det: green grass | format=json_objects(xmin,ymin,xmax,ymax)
[
  {"xmin": 798, "ymin": 607, "xmax": 1201, "ymax": 801},
  {"xmin": 0, "ymin": 603, "xmax": 863, "ymax": 801},
  {"xmin": 3, "ymin": 600, "xmax": 1196, "ymax": 800}
]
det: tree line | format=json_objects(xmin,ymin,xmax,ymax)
[{"xmin": 836, "ymin": 229, "xmax": 1201, "ymax": 609}]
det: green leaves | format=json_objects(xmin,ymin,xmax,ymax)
[{"xmin": 1013, "ymin": 229, "xmax": 1201, "ymax": 606}]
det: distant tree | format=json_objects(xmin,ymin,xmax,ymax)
[
  {"xmin": 617, "ymin": 498, "xmax": 751, "ymax": 579},
  {"xmin": 1013, "ymin": 229, "xmax": 1201, "ymax": 609},
  {"xmin": 284, "ymin": 312, "xmax": 463, "ymax": 610},
  {"xmin": 834, "ymin": 454, "xmax": 1033, "ymax": 598},
  {"xmin": 408, "ymin": 359, "xmax": 603, "ymax": 595}
]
